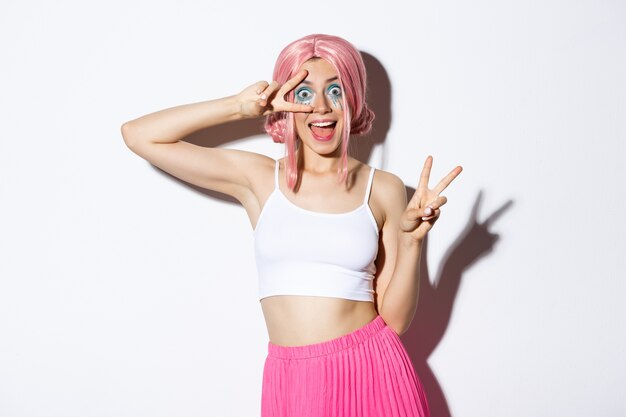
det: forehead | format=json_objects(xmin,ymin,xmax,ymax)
[{"xmin": 297, "ymin": 58, "xmax": 338, "ymax": 85}]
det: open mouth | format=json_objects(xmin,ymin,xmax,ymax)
[{"xmin": 309, "ymin": 120, "xmax": 337, "ymax": 141}]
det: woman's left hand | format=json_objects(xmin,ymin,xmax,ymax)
[{"xmin": 400, "ymin": 155, "xmax": 463, "ymax": 242}]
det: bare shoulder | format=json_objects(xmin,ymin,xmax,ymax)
[
  {"xmin": 367, "ymin": 167, "xmax": 407, "ymax": 228},
  {"xmin": 372, "ymin": 169, "xmax": 406, "ymax": 201}
]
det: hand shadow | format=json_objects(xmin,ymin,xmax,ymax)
[{"xmin": 401, "ymin": 189, "xmax": 513, "ymax": 417}]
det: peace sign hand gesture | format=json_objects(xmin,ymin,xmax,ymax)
[
  {"xmin": 401, "ymin": 156, "xmax": 463, "ymax": 242},
  {"xmin": 237, "ymin": 70, "xmax": 314, "ymax": 118}
]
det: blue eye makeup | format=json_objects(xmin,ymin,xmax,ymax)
[
  {"xmin": 326, "ymin": 83, "xmax": 342, "ymax": 98},
  {"xmin": 326, "ymin": 83, "xmax": 343, "ymax": 109},
  {"xmin": 295, "ymin": 87, "xmax": 314, "ymax": 104},
  {"xmin": 294, "ymin": 83, "xmax": 343, "ymax": 108}
]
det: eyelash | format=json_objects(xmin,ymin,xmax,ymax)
[
  {"xmin": 327, "ymin": 84, "xmax": 342, "ymax": 98},
  {"xmin": 295, "ymin": 84, "xmax": 343, "ymax": 104},
  {"xmin": 295, "ymin": 87, "xmax": 314, "ymax": 103}
]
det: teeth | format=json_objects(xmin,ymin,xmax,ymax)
[{"xmin": 310, "ymin": 121, "xmax": 335, "ymax": 127}]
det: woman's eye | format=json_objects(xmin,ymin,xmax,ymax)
[
  {"xmin": 327, "ymin": 85, "xmax": 342, "ymax": 97},
  {"xmin": 296, "ymin": 88, "xmax": 313, "ymax": 102}
]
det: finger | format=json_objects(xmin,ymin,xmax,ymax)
[
  {"xmin": 280, "ymin": 101, "xmax": 314, "ymax": 113},
  {"xmin": 418, "ymin": 155, "xmax": 433, "ymax": 191},
  {"xmin": 400, "ymin": 208, "xmax": 422, "ymax": 231},
  {"xmin": 255, "ymin": 80, "xmax": 270, "ymax": 94},
  {"xmin": 426, "ymin": 195, "xmax": 448, "ymax": 210},
  {"xmin": 422, "ymin": 208, "xmax": 441, "ymax": 221},
  {"xmin": 278, "ymin": 69, "xmax": 309, "ymax": 97},
  {"xmin": 263, "ymin": 80, "xmax": 280, "ymax": 96},
  {"xmin": 406, "ymin": 186, "xmax": 420, "ymax": 206},
  {"xmin": 258, "ymin": 81, "xmax": 279, "ymax": 106},
  {"xmin": 406, "ymin": 205, "xmax": 437, "ymax": 222},
  {"xmin": 433, "ymin": 165, "xmax": 463, "ymax": 195}
]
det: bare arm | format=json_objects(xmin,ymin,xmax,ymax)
[
  {"xmin": 121, "ymin": 94, "xmax": 243, "ymax": 147},
  {"xmin": 371, "ymin": 173, "xmax": 416, "ymax": 334},
  {"xmin": 120, "ymin": 71, "xmax": 313, "ymax": 203},
  {"xmin": 121, "ymin": 94, "xmax": 263, "ymax": 203},
  {"xmin": 375, "ymin": 157, "xmax": 462, "ymax": 335}
]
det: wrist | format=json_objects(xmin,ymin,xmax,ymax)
[
  {"xmin": 398, "ymin": 231, "xmax": 424, "ymax": 249},
  {"xmin": 225, "ymin": 94, "xmax": 248, "ymax": 121}
]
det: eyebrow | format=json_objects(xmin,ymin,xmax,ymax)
[{"xmin": 301, "ymin": 76, "xmax": 339, "ymax": 85}]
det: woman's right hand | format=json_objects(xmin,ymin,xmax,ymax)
[{"xmin": 237, "ymin": 69, "xmax": 314, "ymax": 118}]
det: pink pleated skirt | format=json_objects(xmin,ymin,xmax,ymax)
[{"xmin": 261, "ymin": 314, "xmax": 430, "ymax": 417}]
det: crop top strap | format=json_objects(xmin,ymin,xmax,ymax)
[
  {"xmin": 274, "ymin": 159, "xmax": 280, "ymax": 190},
  {"xmin": 363, "ymin": 167, "xmax": 376, "ymax": 204}
]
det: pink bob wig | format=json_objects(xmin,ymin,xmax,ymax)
[{"xmin": 264, "ymin": 34, "xmax": 375, "ymax": 190}]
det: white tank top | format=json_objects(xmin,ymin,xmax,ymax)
[{"xmin": 254, "ymin": 160, "xmax": 379, "ymax": 302}]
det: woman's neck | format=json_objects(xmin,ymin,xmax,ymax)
[{"xmin": 298, "ymin": 146, "xmax": 344, "ymax": 175}]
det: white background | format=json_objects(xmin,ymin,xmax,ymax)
[{"xmin": 1, "ymin": 1, "xmax": 624, "ymax": 416}]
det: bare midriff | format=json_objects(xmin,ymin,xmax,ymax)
[{"xmin": 260, "ymin": 295, "xmax": 379, "ymax": 347}]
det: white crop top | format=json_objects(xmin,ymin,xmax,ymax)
[{"xmin": 254, "ymin": 160, "xmax": 379, "ymax": 302}]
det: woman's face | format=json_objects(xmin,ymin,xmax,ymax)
[{"xmin": 293, "ymin": 58, "xmax": 345, "ymax": 157}]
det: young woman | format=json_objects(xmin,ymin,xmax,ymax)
[{"xmin": 122, "ymin": 34, "xmax": 462, "ymax": 417}]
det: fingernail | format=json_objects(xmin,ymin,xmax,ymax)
[
  {"xmin": 424, "ymin": 207, "xmax": 432, "ymax": 216},
  {"xmin": 260, "ymin": 94, "xmax": 267, "ymax": 100}
]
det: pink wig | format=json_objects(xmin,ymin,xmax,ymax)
[{"xmin": 264, "ymin": 34, "xmax": 375, "ymax": 190}]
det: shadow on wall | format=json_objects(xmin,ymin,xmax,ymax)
[
  {"xmin": 356, "ymin": 52, "xmax": 515, "ymax": 417},
  {"xmin": 351, "ymin": 52, "xmax": 392, "ymax": 165},
  {"xmin": 154, "ymin": 116, "xmax": 266, "ymax": 204},
  {"xmin": 400, "ymin": 188, "xmax": 513, "ymax": 417},
  {"xmin": 145, "ymin": 50, "xmax": 514, "ymax": 417}
]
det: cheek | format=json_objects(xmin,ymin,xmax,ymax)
[
  {"xmin": 329, "ymin": 95, "xmax": 343, "ymax": 110},
  {"xmin": 337, "ymin": 119, "xmax": 344, "ymax": 136},
  {"xmin": 294, "ymin": 115, "xmax": 307, "ymax": 136}
]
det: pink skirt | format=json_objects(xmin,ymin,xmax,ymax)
[{"xmin": 261, "ymin": 315, "xmax": 430, "ymax": 417}]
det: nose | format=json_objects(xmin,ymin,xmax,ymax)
[{"xmin": 311, "ymin": 93, "xmax": 331, "ymax": 114}]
